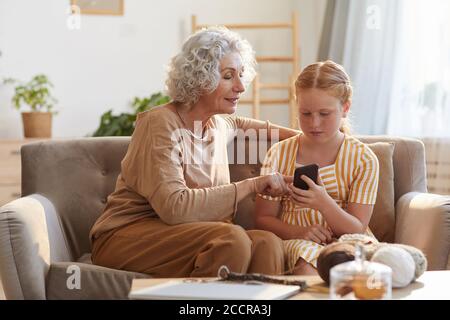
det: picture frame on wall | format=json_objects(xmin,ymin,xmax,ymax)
[{"xmin": 70, "ymin": 0, "xmax": 124, "ymax": 16}]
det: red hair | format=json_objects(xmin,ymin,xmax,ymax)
[{"xmin": 295, "ymin": 60, "xmax": 353, "ymax": 133}]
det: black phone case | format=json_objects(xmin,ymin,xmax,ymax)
[{"xmin": 293, "ymin": 164, "xmax": 319, "ymax": 190}]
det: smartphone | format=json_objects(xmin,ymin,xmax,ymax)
[{"xmin": 294, "ymin": 164, "xmax": 319, "ymax": 190}]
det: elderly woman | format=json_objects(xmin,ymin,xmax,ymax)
[{"xmin": 90, "ymin": 27, "xmax": 298, "ymax": 277}]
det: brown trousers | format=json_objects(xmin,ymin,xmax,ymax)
[{"xmin": 91, "ymin": 217, "xmax": 285, "ymax": 277}]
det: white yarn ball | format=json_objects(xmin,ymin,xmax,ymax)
[{"xmin": 371, "ymin": 246, "xmax": 415, "ymax": 288}]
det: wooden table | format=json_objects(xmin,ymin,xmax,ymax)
[
  {"xmin": 130, "ymin": 271, "xmax": 450, "ymax": 300},
  {"xmin": 0, "ymin": 139, "xmax": 50, "ymax": 206}
]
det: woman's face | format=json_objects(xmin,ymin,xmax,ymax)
[
  {"xmin": 197, "ymin": 52, "xmax": 245, "ymax": 115},
  {"xmin": 297, "ymin": 88, "xmax": 350, "ymax": 143}
]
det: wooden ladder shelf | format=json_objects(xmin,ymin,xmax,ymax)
[{"xmin": 192, "ymin": 13, "xmax": 300, "ymax": 128}]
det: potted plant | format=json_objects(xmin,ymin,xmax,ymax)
[
  {"xmin": 3, "ymin": 74, "xmax": 58, "ymax": 138},
  {"xmin": 92, "ymin": 92, "xmax": 169, "ymax": 136}
]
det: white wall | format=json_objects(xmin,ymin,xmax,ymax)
[
  {"xmin": 0, "ymin": 0, "xmax": 326, "ymax": 138},
  {"xmin": 294, "ymin": 0, "xmax": 328, "ymax": 68}
]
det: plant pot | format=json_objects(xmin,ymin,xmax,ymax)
[{"xmin": 21, "ymin": 112, "xmax": 52, "ymax": 138}]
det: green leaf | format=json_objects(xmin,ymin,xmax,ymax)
[{"xmin": 92, "ymin": 91, "xmax": 170, "ymax": 136}]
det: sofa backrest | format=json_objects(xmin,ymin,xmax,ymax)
[
  {"xmin": 22, "ymin": 137, "xmax": 129, "ymax": 260},
  {"xmin": 230, "ymin": 135, "xmax": 428, "ymax": 233},
  {"xmin": 21, "ymin": 135, "xmax": 427, "ymax": 260},
  {"xmin": 357, "ymin": 135, "xmax": 427, "ymax": 201}
]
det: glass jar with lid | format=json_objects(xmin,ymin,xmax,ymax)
[{"xmin": 330, "ymin": 244, "xmax": 392, "ymax": 300}]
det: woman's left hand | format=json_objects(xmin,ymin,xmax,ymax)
[{"xmin": 288, "ymin": 174, "xmax": 332, "ymax": 211}]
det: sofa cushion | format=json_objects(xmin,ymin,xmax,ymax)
[
  {"xmin": 46, "ymin": 261, "xmax": 149, "ymax": 299},
  {"xmin": 357, "ymin": 135, "xmax": 427, "ymax": 203},
  {"xmin": 367, "ymin": 142, "xmax": 396, "ymax": 243}
]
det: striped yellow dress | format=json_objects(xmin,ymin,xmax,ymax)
[{"xmin": 258, "ymin": 133, "xmax": 379, "ymax": 271}]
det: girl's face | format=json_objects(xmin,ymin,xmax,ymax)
[{"xmin": 297, "ymin": 88, "xmax": 350, "ymax": 143}]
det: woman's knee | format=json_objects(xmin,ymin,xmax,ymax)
[
  {"xmin": 220, "ymin": 224, "xmax": 252, "ymax": 253},
  {"xmin": 208, "ymin": 223, "xmax": 253, "ymax": 265},
  {"xmin": 191, "ymin": 223, "xmax": 253, "ymax": 276},
  {"xmin": 248, "ymin": 230, "xmax": 283, "ymax": 252},
  {"xmin": 246, "ymin": 230, "xmax": 285, "ymax": 274}
]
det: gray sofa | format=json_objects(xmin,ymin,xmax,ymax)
[{"xmin": 0, "ymin": 136, "xmax": 449, "ymax": 299}]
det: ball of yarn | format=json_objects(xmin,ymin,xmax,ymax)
[
  {"xmin": 371, "ymin": 246, "xmax": 415, "ymax": 288},
  {"xmin": 338, "ymin": 233, "xmax": 379, "ymax": 245},
  {"xmin": 392, "ymin": 244, "xmax": 427, "ymax": 279},
  {"xmin": 317, "ymin": 242, "xmax": 355, "ymax": 285},
  {"xmin": 337, "ymin": 234, "xmax": 379, "ymax": 259}
]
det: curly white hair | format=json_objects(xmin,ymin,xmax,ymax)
[{"xmin": 165, "ymin": 26, "xmax": 256, "ymax": 107}]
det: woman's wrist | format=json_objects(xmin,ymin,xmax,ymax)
[{"xmin": 235, "ymin": 178, "xmax": 256, "ymax": 202}]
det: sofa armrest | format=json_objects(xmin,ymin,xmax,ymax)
[
  {"xmin": 0, "ymin": 194, "xmax": 71, "ymax": 299},
  {"xmin": 395, "ymin": 192, "xmax": 450, "ymax": 270}
]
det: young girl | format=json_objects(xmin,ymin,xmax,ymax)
[{"xmin": 255, "ymin": 60, "xmax": 379, "ymax": 275}]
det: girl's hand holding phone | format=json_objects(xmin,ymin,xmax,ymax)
[{"xmin": 288, "ymin": 174, "xmax": 333, "ymax": 211}]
